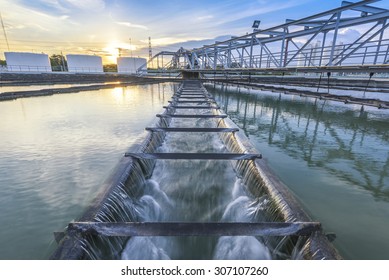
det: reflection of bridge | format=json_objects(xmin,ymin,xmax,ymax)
[
  {"xmin": 146, "ymin": 0, "xmax": 389, "ymax": 75},
  {"xmin": 209, "ymin": 83, "xmax": 389, "ymax": 202}
]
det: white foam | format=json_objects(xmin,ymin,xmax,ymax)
[
  {"xmin": 144, "ymin": 179, "xmax": 173, "ymax": 209},
  {"xmin": 221, "ymin": 196, "xmax": 253, "ymax": 222},
  {"xmin": 121, "ymin": 237, "xmax": 170, "ymax": 260},
  {"xmin": 213, "ymin": 236, "xmax": 271, "ymax": 260},
  {"xmin": 232, "ymin": 179, "xmax": 247, "ymax": 199},
  {"xmin": 215, "ymin": 193, "xmax": 272, "ymax": 260},
  {"xmin": 138, "ymin": 195, "xmax": 162, "ymax": 221}
]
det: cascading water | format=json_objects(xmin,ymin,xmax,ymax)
[
  {"xmin": 119, "ymin": 83, "xmax": 272, "ymax": 260},
  {"xmin": 52, "ymin": 81, "xmax": 340, "ymax": 260}
]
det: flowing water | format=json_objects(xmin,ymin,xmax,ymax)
[
  {"xmin": 1, "ymin": 81, "xmax": 388, "ymax": 259},
  {"xmin": 118, "ymin": 83, "xmax": 273, "ymax": 260},
  {"xmin": 206, "ymin": 82, "xmax": 389, "ymax": 260}
]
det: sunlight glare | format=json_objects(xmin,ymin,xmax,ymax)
[
  {"xmin": 103, "ymin": 45, "xmax": 119, "ymax": 64},
  {"xmin": 104, "ymin": 41, "xmax": 136, "ymax": 64}
]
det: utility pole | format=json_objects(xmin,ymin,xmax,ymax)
[
  {"xmin": 130, "ymin": 37, "xmax": 135, "ymax": 73},
  {"xmin": 148, "ymin": 37, "xmax": 152, "ymax": 68},
  {"xmin": 148, "ymin": 37, "xmax": 152, "ymax": 61},
  {"xmin": 129, "ymin": 38, "xmax": 133, "ymax": 57}
]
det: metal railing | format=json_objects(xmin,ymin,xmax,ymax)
[
  {"xmin": 3, "ymin": 65, "xmax": 52, "ymax": 72},
  {"xmin": 148, "ymin": 0, "xmax": 389, "ymax": 72},
  {"xmin": 67, "ymin": 66, "xmax": 104, "ymax": 73}
]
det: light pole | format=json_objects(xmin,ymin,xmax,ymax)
[
  {"xmin": 130, "ymin": 37, "xmax": 136, "ymax": 73},
  {"xmin": 129, "ymin": 38, "xmax": 133, "ymax": 57}
]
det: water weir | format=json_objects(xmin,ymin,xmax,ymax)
[{"xmin": 51, "ymin": 80, "xmax": 341, "ymax": 260}]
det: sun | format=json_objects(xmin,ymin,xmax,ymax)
[
  {"xmin": 103, "ymin": 42, "xmax": 135, "ymax": 64},
  {"xmin": 103, "ymin": 45, "xmax": 120, "ymax": 64}
]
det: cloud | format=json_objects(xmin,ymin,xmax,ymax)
[
  {"xmin": 115, "ymin": 21, "xmax": 149, "ymax": 30},
  {"xmin": 1, "ymin": 1, "xmax": 62, "ymax": 33},
  {"xmin": 31, "ymin": 23, "xmax": 51, "ymax": 32},
  {"xmin": 64, "ymin": 0, "xmax": 105, "ymax": 11},
  {"xmin": 2, "ymin": 0, "xmax": 384, "ymax": 61},
  {"xmin": 338, "ymin": 28, "xmax": 361, "ymax": 43},
  {"xmin": 214, "ymin": 0, "xmax": 312, "ymax": 26},
  {"xmin": 140, "ymin": 37, "xmax": 192, "ymax": 47},
  {"xmin": 139, "ymin": 35, "xmax": 233, "ymax": 52},
  {"xmin": 139, "ymin": 0, "xmax": 313, "ymax": 45},
  {"xmin": 196, "ymin": 15, "xmax": 214, "ymax": 21}
]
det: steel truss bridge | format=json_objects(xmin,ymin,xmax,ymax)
[{"xmin": 143, "ymin": 0, "xmax": 389, "ymax": 75}]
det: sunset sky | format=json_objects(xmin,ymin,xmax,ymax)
[{"xmin": 1, "ymin": 0, "xmax": 388, "ymax": 63}]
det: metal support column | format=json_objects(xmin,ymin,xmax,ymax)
[
  {"xmin": 249, "ymin": 35, "xmax": 254, "ymax": 68},
  {"xmin": 328, "ymin": 11, "xmax": 342, "ymax": 66},
  {"xmin": 319, "ymin": 31, "xmax": 328, "ymax": 66},
  {"xmin": 374, "ymin": 19, "xmax": 387, "ymax": 65}
]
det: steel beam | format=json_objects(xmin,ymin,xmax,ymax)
[
  {"xmin": 342, "ymin": 1, "xmax": 386, "ymax": 14},
  {"xmin": 68, "ymin": 222, "xmax": 321, "ymax": 237},
  {"xmin": 148, "ymin": 0, "xmax": 388, "ymax": 72},
  {"xmin": 124, "ymin": 153, "xmax": 262, "ymax": 160}
]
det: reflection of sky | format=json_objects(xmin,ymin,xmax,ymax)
[
  {"xmin": 0, "ymin": 83, "xmax": 175, "ymax": 259},
  {"xmin": 255, "ymin": 83, "xmax": 389, "ymax": 102},
  {"xmin": 214, "ymin": 86, "xmax": 389, "ymax": 198},
  {"xmin": 209, "ymin": 84, "xmax": 389, "ymax": 259},
  {"xmin": 0, "ymin": 84, "xmax": 103, "ymax": 94}
]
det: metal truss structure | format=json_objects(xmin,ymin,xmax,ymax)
[{"xmin": 145, "ymin": 0, "xmax": 389, "ymax": 73}]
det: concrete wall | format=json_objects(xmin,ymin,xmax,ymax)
[
  {"xmin": 4, "ymin": 52, "xmax": 51, "ymax": 72},
  {"xmin": 117, "ymin": 57, "xmax": 147, "ymax": 73},
  {"xmin": 66, "ymin": 54, "xmax": 103, "ymax": 73}
]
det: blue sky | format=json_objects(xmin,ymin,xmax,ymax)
[{"xmin": 1, "ymin": 0, "xmax": 388, "ymax": 63}]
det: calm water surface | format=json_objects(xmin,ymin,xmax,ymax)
[
  {"xmin": 1, "ymin": 81, "xmax": 388, "ymax": 260},
  {"xmin": 0, "ymin": 83, "xmax": 107, "ymax": 94},
  {"xmin": 207, "ymin": 83, "xmax": 389, "ymax": 260},
  {"xmin": 0, "ymin": 83, "xmax": 175, "ymax": 259}
]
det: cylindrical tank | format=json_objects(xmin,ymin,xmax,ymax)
[
  {"xmin": 117, "ymin": 57, "xmax": 147, "ymax": 74},
  {"xmin": 66, "ymin": 54, "xmax": 103, "ymax": 73},
  {"xmin": 4, "ymin": 52, "xmax": 51, "ymax": 72}
]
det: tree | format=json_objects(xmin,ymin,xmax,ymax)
[
  {"xmin": 0, "ymin": 59, "xmax": 6, "ymax": 66},
  {"xmin": 50, "ymin": 54, "xmax": 67, "ymax": 71},
  {"xmin": 103, "ymin": 64, "xmax": 117, "ymax": 72}
]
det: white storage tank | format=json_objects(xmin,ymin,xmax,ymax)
[
  {"xmin": 4, "ymin": 52, "xmax": 51, "ymax": 72},
  {"xmin": 66, "ymin": 54, "xmax": 103, "ymax": 73},
  {"xmin": 117, "ymin": 57, "xmax": 147, "ymax": 74}
]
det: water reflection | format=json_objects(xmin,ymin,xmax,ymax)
[
  {"xmin": 0, "ymin": 83, "xmax": 177, "ymax": 259},
  {"xmin": 0, "ymin": 84, "xmax": 101, "ymax": 94},
  {"xmin": 208, "ymin": 83, "xmax": 389, "ymax": 202},
  {"xmin": 208, "ymin": 83, "xmax": 389, "ymax": 259}
]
